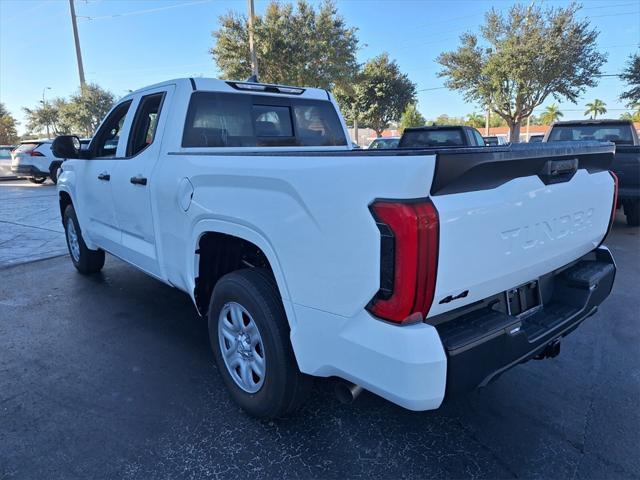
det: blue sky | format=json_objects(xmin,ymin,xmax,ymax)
[{"xmin": 1, "ymin": 0, "xmax": 639, "ymax": 134}]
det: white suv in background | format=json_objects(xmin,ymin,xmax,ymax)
[{"xmin": 11, "ymin": 140, "xmax": 63, "ymax": 184}]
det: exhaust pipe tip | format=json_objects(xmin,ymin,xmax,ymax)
[{"xmin": 334, "ymin": 381, "xmax": 363, "ymax": 404}]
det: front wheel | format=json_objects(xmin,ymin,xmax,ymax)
[
  {"xmin": 28, "ymin": 176, "xmax": 46, "ymax": 184},
  {"xmin": 208, "ymin": 269, "xmax": 312, "ymax": 418},
  {"xmin": 624, "ymin": 200, "xmax": 639, "ymax": 227},
  {"xmin": 63, "ymin": 204, "xmax": 105, "ymax": 274}
]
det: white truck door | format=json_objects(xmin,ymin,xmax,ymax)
[
  {"xmin": 78, "ymin": 100, "xmax": 134, "ymax": 252},
  {"xmin": 110, "ymin": 85, "xmax": 174, "ymax": 277}
]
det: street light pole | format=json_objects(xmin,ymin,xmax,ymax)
[
  {"xmin": 68, "ymin": 0, "xmax": 86, "ymax": 89},
  {"xmin": 247, "ymin": 0, "xmax": 259, "ymax": 80}
]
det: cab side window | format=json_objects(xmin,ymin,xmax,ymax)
[
  {"xmin": 127, "ymin": 93, "xmax": 165, "ymax": 156},
  {"xmin": 91, "ymin": 101, "xmax": 132, "ymax": 158}
]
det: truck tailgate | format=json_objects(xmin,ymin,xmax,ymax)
[{"xmin": 428, "ymin": 142, "xmax": 615, "ymax": 317}]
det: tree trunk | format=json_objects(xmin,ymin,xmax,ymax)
[{"xmin": 508, "ymin": 120, "xmax": 521, "ymax": 143}]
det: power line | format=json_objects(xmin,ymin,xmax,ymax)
[
  {"xmin": 76, "ymin": 0, "xmax": 213, "ymax": 21},
  {"xmin": 417, "ymin": 86, "xmax": 447, "ymax": 92}
]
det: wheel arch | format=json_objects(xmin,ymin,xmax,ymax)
[
  {"xmin": 59, "ymin": 190, "xmax": 73, "ymax": 221},
  {"xmin": 190, "ymin": 220, "xmax": 296, "ymax": 328}
]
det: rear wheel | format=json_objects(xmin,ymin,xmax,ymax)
[
  {"xmin": 63, "ymin": 204, "xmax": 105, "ymax": 274},
  {"xmin": 208, "ymin": 268, "xmax": 312, "ymax": 418},
  {"xmin": 28, "ymin": 176, "xmax": 46, "ymax": 184},
  {"xmin": 624, "ymin": 200, "xmax": 640, "ymax": 227}
]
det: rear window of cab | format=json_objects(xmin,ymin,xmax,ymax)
[{"xmin": 182, "ymin": 91, "xmax": 347, "ymax": 148}]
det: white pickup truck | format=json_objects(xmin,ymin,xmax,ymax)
[{"xmin": 52, "ymin": 78, "xmax": 617, "ymax": 418}]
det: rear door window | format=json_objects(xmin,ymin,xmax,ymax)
[
  {"xmin": 472, "ymin": 129, "xmax": 486, "ymax": 146},
  {"xmin": 182, "ymin": 92, "xmax": 347, "ymax": 148}
]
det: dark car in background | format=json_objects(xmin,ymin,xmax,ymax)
[
  {"xmin": 528, "ymin": 134, "xmax": 544, "ymax": 142},
  {"xmin": 367, "ymin": 137, "xmax": 400, "ymax": 149},
  {"xmin": 399, "ymin": 125, "xmax": 486, "ymax": 148},
  {"xmin": 544, "ymin": 119, "xmax": 640, "ymax": 226}
]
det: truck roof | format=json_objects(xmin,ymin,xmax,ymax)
[
  {"xmin": 403, "ymin": 125, "xmax": 472, "ymax": 131},
  {"xmin": 550, "ymin": 119, "xmax": 633, "ymax": 126},
  {"xmin": 126, "ymin": 77, "xmax": 331, "ymax": 101}
]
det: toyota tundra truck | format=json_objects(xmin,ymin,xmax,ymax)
[
  {"xmin": 52, "ymin": 78, "xmax": 617, "ymax": 418},
  {"xmin": 545, "ymin": 119, "xmax": 640, "ymax": 226}
]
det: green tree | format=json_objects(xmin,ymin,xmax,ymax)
[
  {"xmin": 620, "ymin": 52, "xmax": 640, "ymax": 107},
  {"xmin": 431, "ymin": 114, "xmax": 466, "ymax": 125},
  {"xmin": 584, "ymin": 99, "xmax": 607, "ymax": 119},
  {"xmin": 465, "ymin": 112, "xmax": 485, "ymax": 128},
  {"xmin": 398, "ymin": 103, "xmax": 426, "ymax": 132},
  {"xmin": 60, "ymin": 83, "xmax": 115, "ymax": 137},
  {"xmin": 210, "ymin": 0, "xmax": 359, "ymax": 90},
  {"xmin": 619, "ymin": 101, "xmax": 640, "ymax": 122},
  {"xmin": 23, "ymin": 84, "xmax": 114, "ymax": 137},
  {"xmin": 437, "ymin": 3, "xmax": 606, "ymax": 142},
  {"xmin": 0, "ymin": 103, "xmax": 19, "ymax": 144},
  {"xmin": 336, "ymin": 53, "xmax": 416, "ymax": 136},
  {"xmin": 23, "ymin": 98, "xmax": 69, "ymax": 137},
  {"xmin": 540, "ymin": 103, "xmax": 563, "ymax": 125}
]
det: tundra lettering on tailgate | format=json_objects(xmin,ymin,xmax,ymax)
[{"xmin": 501, "ymin": 208, "xmax": 594, "ymax": 255}]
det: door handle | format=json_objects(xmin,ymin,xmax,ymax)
[
  {"xmin": 130, "ymin": 175, "xmax": 147, "ymax": 186},
  {"xmin": 97, "ymin": 172, "xmax": 110, "ymax": 181}
]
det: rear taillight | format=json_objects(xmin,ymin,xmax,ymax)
[
  {"xmin": 367, "ymin": 199, "xmax": 439, "ymax": 325},
  {"xmin": 28, "ymin": 150, "xmax": 44, "ymax": 157}
]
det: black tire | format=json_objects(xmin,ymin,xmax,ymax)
[
  {"xmin": 208, "ymin": 268, "xmax": 312, "ymax": 418},
  {"xmin": 49, "ymin": 164, "xmax": 59, "ymax": 185},
  {"xmin": 624, "ymin": 200, "xmax": 640, "ymax": 227},
  {"xmin": 28, "ymin": 176, "xmax": 46, "ymax": 184},
  {"xmin": 63, "ymin": 204, "xmax": 105, "ymax": 274}
]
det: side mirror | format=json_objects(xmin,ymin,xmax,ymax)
[{"xmin": 51, "ymin": 135, "xmax": 81, "ymax": 159}]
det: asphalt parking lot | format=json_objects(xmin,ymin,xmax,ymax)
[{"xmin": 1, "ymin": 181, "xmax": 639, "ymax": 479}]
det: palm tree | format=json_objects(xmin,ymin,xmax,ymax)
[
  {"xmin": 465, "ymin": 112, "xmax": 484, "ymax": 128},
  {"xmin": 584, "ymin": 99, "xmax": 607, "ymax": 119},
  {"xmin": 540, "ymin": 104, "xmax": 563, "ymax": 125}
]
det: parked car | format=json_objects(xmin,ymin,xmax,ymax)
[
  {"xmin": 544, "ymin": 119, "xmax": 639, "ymax": 226},
  {"xmin": 400, "ymin": 125, "xmax": 486, "ymax": 148},
  {"xmin": 483, "ymin": 135, "xmax": 508, "ymax": 146},
  {"xmin": 0, "ymin": 144, "xmax": 15, "ymax": 177},
  {"xmin": 10, "ymin": 139, "xmax": 64, "ymax": 184},
  {"xmin": 528, "ymin": 134, "xmax": 544, "ymax": 143},
  {"xmin": 54, "ymin": 77, "xmax": 617, "ymax": 418},
  {"xmin": 368, "ymin": 136, "xmax": 400, "ymax": 149}
]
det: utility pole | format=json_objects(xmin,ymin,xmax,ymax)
[
  {"xmin": 42, "ymin": 87, "xmax": 51, "ymax": 139},
  {"xmin": 485, "ymin": 105, "xmax": 490, "ymax": 136},
  {"xmin": 247, "ymin": 0, "xmax": 259, "ymax": 80},
  {"xmin": 68, "ymin": 0, "xmax": 86, "ymax": 89},
  {"xmin": 526, "ymin": 115, "xmax": 531, "ymax": 141}
]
